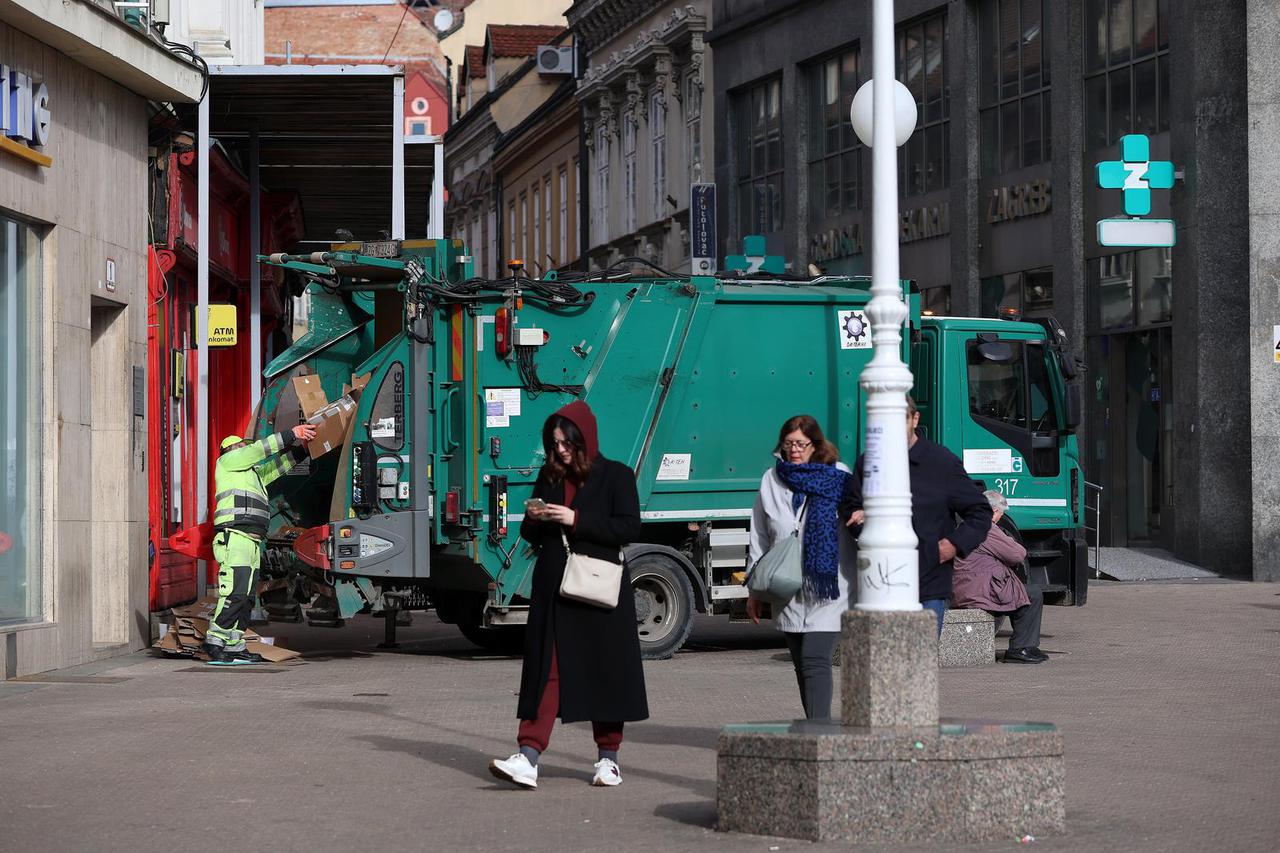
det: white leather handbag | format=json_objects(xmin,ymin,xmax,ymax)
[{"xmin": 558, "ymin": 530, "xmax": 624, "ymax": 609}]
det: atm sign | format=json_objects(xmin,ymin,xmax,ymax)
[{"xmin": 207, "ymin": 303, "xmax": 238, "ymax": 347}]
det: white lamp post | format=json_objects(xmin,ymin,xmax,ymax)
[{"xmin": 850, "ymin": 0, "xmax": 920, "ymax": 611}]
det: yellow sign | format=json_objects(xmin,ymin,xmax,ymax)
[{"xmin": 208, "ymin": 304, "xmax": 238, "ymax": 347}]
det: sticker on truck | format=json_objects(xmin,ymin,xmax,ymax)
[
  {"xmin": 836, "ymin": 309, "xmax": 872, "ymax": 350},
  {"xmin": 359, "ymin": 534, "xmax": 393, "ymax": 558},
  {"xmin": 963, "ymin": 448, "xmax": 1017, "ymax": 474},
  {"xmin": 656, "ymin": 453, "xmax": 692, "ymax": 481}
]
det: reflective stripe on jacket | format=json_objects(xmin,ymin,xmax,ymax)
[{"xmin": 213, "ymin": 431, "xmax": 298, "ymax": 536}]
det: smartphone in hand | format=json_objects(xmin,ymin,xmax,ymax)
[{"xmin": 524, "ymin": 498, "xmax": 548, "ymax": 512}]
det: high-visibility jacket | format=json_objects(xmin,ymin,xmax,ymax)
[{"xmin": 213, "ymin": 432, "xmax": 303, "ymax": 537}]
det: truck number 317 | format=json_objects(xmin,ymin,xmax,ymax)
[{"xmin": 994, "ymin": 478, "xmax": 1019, "ymax": 495}]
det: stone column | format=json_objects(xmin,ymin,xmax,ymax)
[
  {"xmin": 1248, "ymin": 0, "xmax": 1280, "ymax": 582},
  {"xmin": 841, "ymin": 610, "xmax": 938, "ymax": 726},
  {"xmin": 1048, "ymin": 0, "xmax": 1086, "ymax": 349},
  {"xmin": 947, "ymin": 0, "xmax": 980, "ymax": 316},
  {"xmin": 1168, "ymin": 0, "xmax": 1252, "ymax": 575}
]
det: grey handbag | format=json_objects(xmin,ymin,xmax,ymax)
[
  {"xmin": 745, "ymin": 503, "xmax": 806, "ymax": 604},
  {"xmin": 558, "ymin": 530, "xmax": 624, "ymax": 609}
]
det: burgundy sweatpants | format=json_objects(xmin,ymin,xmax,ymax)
[{"xmin": 517, "ymin": 646, "xmax": 623, "ymax": 753}]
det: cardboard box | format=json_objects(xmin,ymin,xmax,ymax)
[
  {"xmin": 342, "ymin": 372, "xmax": 371, "ymax": 399},
  {"xmin": 293, "ymin": 374, "xmax": 329, "ymax": 419},
  {"xmin": 291, "ymin": 373, "xmax": 369, "ymax": 458},
  {"xmin": 306, "ymin": 395, "xmax": 357, "ymax": 457}
]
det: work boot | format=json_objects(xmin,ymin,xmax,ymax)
[
  {"xmin": 202, "ymin": 642, "xmax": 257, "ymax": 666},
  {"xmin": 231, "ymin": 648, "xmax": 267, "ymax": 664}
]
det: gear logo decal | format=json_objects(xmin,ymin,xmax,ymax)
[{"xmin": 837, "ymin": 309, "xmax": 872, "ymax": 350}]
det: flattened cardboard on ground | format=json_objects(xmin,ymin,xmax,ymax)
[
  {"xmin": 154, "ymin": 597, "xmax": 303, "ymax": 663},
  {"xmin": 245, "ymin": 641, "xmax": 301, "ymax": 662}
]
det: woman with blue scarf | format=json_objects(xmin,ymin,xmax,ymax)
[{"xmin": 746, "ymin": 415, "xmax": 855, "ymax": 720}]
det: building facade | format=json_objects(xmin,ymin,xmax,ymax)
[
  {"xmin": 445, "ymin": 25, "xmax": 572, "ymax": 278},
  {"xmin": 494, "ymin": 81, "xmax": 582, "ymax": 274},
  {"xmin": 0, "ymin": 2, "xmax": 201, "ymax": 678},
  {"xmin": 707, "ymin": 0, "xmax": 1260, "ymax": 578},
  {"xmin": 571, "ymin": 0, "xmax": 713, "ymax": 273},
  {"xmin": 264, "ymin": 0, "xmax": 449, "ymax": 137}
]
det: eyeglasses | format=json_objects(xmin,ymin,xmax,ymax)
[{"xmin": 782, "ymin": 440, "xmax": 812, "ymax": 450}]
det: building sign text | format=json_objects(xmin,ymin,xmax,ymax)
[
  {"xmin": 987, "ymin": 179, "xmax": 1051, "ymax": 224},
  {"xmin": 900, "ymin": 202, "xmax": 949, "ymax": 243},
  {"xmin": 0, "ymin": 64, "xmax": 51, "ymax": 167}
]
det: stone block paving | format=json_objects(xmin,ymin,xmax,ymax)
[{"xmin": 1, "ymin": 580, "xmax": 1278, "ymax": 852}]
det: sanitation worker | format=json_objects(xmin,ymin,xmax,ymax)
[{"xmin": 203, "ymin": 424, "xmax": 315, "ymax": 665}]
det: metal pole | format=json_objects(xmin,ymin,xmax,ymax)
[
  {"xmin": 853, "ymin": 0, "xmax": 919, "ymax": 612},
  {"xmin": 429, "ymin": 139, "xmax": 445, "ymax": 239},
  {"xmin": 249, "ymin": 122, "xmax": 262, "ymax": 413},
  {"xmin": 196, "ymin": 90, "xmax": 210, "ymax": 599},
  {"xmin": 392, "ymin": 74, "xmax": 405, "ymax": 240}
]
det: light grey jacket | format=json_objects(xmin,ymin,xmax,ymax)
[{"xmin": 748, "ymin": 462, "xmax": 857, "ymax": 633}]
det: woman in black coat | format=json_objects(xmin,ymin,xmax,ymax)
[{"xmin": 489, "ymin": 401, "xmax": 648, "ymax": 790}]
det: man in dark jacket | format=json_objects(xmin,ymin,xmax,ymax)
[{"xmin": 840, "ymin": 397, "xmax": 992, "ymax": 633}]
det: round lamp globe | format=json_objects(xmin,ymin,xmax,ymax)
[{"xmin": 849, "ymin": 79, "xmax": 918, "ymax": 148}]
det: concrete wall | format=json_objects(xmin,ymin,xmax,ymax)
[
  {"xmin": 1249, "ymin": 0, "xmax": 1280, "ymax": 582},
  {"xmin": 0, "ymin": 23, "xmax": 151, "ymax": 677}
]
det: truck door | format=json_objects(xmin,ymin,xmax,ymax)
[{"xmin": 959, "ymin": 335, "xmax": 1082, "ymax": 601}]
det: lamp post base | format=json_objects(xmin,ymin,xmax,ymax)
[{"xmin": 716, "ymin": 718, "xmax": 1065, "ymax": 843}]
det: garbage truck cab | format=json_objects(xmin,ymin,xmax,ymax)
[{"xmin": 242, "ymin": 239, "xmax": 1086, "ymax": 658}]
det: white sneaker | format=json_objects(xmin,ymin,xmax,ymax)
[
  {"xmin": 489, "ymin": 753, "xmax": 538, "ymax": 789},
  {"xmin": 591, "ymin": 758, "xmax": 622, "ymax": 787}
]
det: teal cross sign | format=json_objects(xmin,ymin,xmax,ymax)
[{"xmin": 1096, "ymin": 134, "xmax": 1175, "ymax": 216}]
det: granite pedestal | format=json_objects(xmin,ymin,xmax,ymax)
[
  {"xmin": 717, "ymin": 610, "xmax": 1066, "ymax": 843},
  {"xmin": 940, "ymin": 608, "xmax": 996, "ymax": 667}
]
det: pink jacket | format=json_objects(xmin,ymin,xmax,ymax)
[{"xmin": 951, "ymin": 523, "xmax": 1031, "ymax": 612}]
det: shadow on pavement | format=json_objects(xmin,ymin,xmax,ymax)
[
  {"xmin": 622, "ymin": 722, "xmax": 721, "ymax": 751},
  {"xmin": 356, "ymin": 733, "xmax": 534, "ymax": 788},
  {"xmin": 653, "ymin": 799, "xmax": 718, "ymax": 830}
]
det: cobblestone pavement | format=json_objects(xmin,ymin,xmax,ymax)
[{"xmin": 2, "ymin": 580, "xmax": 1278, "ymax": 853}]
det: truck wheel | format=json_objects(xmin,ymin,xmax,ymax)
[
  {"xmin": 630, "ymin": 554, "xmax": 696, "ymax": 660},
  {"xmin": 457, "ymin": 620, "xmax": 526, "ymax": 655}
]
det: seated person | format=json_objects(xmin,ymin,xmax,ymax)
[{"xmin": 951, "ymin": 490, "xmax": 1048, "ymax": 664}]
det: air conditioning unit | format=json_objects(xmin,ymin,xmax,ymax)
[{"xmin": 537, "ymin": 45, "xmax": 574, "ymax": 76}]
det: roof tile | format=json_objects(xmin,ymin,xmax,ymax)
[{"xmin": 486, "ymin": 24, "xmax": 565, "ymax": 59}]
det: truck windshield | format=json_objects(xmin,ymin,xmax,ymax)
[{"xmin": 967, "ymin": 341, "xmax": 1056, "ymax": 431}]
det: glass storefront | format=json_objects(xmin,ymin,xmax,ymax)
[
  {"xmin": 0, "ymin": 216, "xmax": 42, "ymax": 626},
  {"xmin": 1086, "ymin": 247, "xmax": 1173, "ymax": 548},
  {"xmin": 980, "ymin": 267, "xmax": 1054, "ymax": 318}
]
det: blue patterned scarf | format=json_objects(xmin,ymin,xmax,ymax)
[{"xmin": 774, "ymin": 458, "xmax": 851, "ymax": 601}]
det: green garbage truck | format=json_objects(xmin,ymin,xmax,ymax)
[{"xmin": 250, "ymin": 239, "xmax": 1088, "ymax": 658}]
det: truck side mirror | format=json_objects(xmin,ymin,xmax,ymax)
[
  {"xmin": 975, "ymin": 340, "xmax": 1014, "ymax": 363},
  {"xmin": 1063, "ymin": 384, "xmax": 1082, "ymax": 432}
]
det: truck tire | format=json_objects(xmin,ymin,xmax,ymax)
[
  {"xmin": 457, "ymin": 620, "xmax": 526, "ymax": 655},
  {"xmin": 630, "ymin": 553, "xmax": 696, "ymax": 660}
]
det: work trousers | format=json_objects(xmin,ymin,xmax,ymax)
[
  {"xmin": 518, "ymin": 647, "xmax": 624, "ymax": 754},
  {"xmin": 783, "ymin": 631, "xmax": 840, "ymax": 720},
  {"xmin": 993, "ymin": 584, "xmax": 1045, "ymax": 651},
  {"xmin": 208, "ymin": 528, "xmax": 261, "ymax": 651}
]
